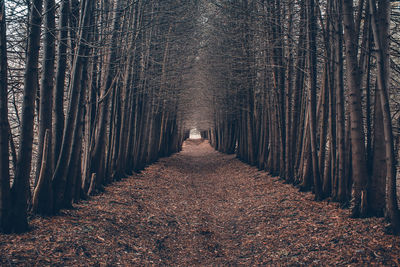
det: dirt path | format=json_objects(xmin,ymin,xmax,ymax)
[{"xmin": 1, "ymin": 140, "xmax": 400, "ymax": 266}]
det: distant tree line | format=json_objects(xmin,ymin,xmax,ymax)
[
  {"xmin": 204, "ymin": 0, "xmax": 400, "ymax": 234},
  {"xmin": 0, "ymin": 0, "xmax": 197, "ymax": 233}
]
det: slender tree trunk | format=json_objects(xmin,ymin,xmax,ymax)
[
  {"xmin": 10, "ymin": 0, "xmax": 43, "ymax": 232},
  {"xmin": 342, "ymin": 0, "xmax": 369, "ymax": 217},
  {"xmin": 0, "ymin": 0, "xmax": 11, "ymax": 233},
  {"xmin": 32, "ymin": 0, "xmax": 56, "ymax": 213},
  {"xmin": 371, "ymin": 88, "xmax": 386, "ymax": 216},
  {"xmin": 319, "ymin": 70, "xmax": 329, "ymax": 196},
  {"xmin": 291, "ymin": 2, "xmax": 306, "ymax": 184},
  {"xmin": 53, "ymin": 0, "xmax": 69, "ymax": 166},
  {"xmin": 334, "ymin": 0, "xmax": 347, "ymax": 203},
  {"xmin": 284, "ymin": 1, "xmax": 294, "ymax": 182},
  {"xmin": 307, "ymin": 0, "xmax": 323, "ymax": 200}
]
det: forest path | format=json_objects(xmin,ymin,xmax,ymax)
[{"xmin": 1, "ymin": 140, "xmax": 400, "ymax": 266}]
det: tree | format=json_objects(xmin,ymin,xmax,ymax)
[
  {"xmin": 307, "ymin": 0, "xmax": 323, "ymax": 200},
  {"xmin": 53, "ymin": 0, "xmax": 70, "ymax": 166},
  {"xmin": 32, "ymin": 0, "xmax": 56, "ymax": 215},
  {"xmin": 0, "ymin": 0, "xmax": 11, "ymax": 233},
  {"xmin": 10, "ymin": 0, "xmax": 43, "ymax": 232},
  {"xmin": 342, "ymin": 0, "xmax": 370, "ymax": 218}
]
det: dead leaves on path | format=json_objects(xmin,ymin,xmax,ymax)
[{"xmin": 1, "ymin": 140, "xmax": 400, "ymax": 266}]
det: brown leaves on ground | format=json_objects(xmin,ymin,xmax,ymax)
[{"xmin": 1, "ymin": 139, "xmax": 400, "ymax": 266}]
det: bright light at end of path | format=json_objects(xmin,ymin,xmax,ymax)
[{"xmin": 189, "ymin": 129, "xmax": 201, "ymax": 139}]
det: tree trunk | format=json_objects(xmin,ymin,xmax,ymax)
[
  {"xmin": 342, "ymin": 0, "xmax": 369, "ymax": 217},
  {"xmin": 10, "ymin": 0, "xmax": 43, "ymax": 232},
  {"xmin": 370, "ymin": 88, "xmax": 386, "ymax": 216},
  {"xmin": 334, "ymin": 0, "xmax": 347, "ymax": 203},
  {"xmin": 33, "ymin": 0, "xmax": 56, "ymax": 206},
  {"xmin": 307, "ymin": 0, "xmax": 323, "ymax": 200},
  {"xmin": 53, "ymin": 0, "xmax": 69, "ymax": 166},
  {"xmin": 32, "ymin": 130, "xmax": 53, "ymax": 214},
  {"xmin": 0, "ymin": 0, "xmax": 11, "ymax": 233},
  {"xmin": 284, "ymin": 1, "xmax": 294, "ymax": 182}
]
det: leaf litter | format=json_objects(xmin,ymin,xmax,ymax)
[{"xmin": 1, "ymin": 139, "xmax": 400, "ymax": 266}]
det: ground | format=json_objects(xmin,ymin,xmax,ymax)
[{"xmin": 1, "ymin": 139, "xmax": 400, "ymax": 266}]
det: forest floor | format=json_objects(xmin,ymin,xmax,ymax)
[{"xmin": 1, "ymin": 139, "xmax": 400, "ymax": 266}]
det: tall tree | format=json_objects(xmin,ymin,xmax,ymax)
[
  {"xmin": 307, "ymin": 0, "xmax": 323, "ymax": 200},
  {"xmin": 33, "ymin": 0, "xmax": 56, "ymax": 214},
  {"xmin": 0, "ymin": 0, "xmax": 11, "ymax": 233},
  {"xmin": 10, "ymin": 0, "xmax": 43, "ymax": 232},
  {"xmin": 334, "ymin": 0, "xmax": 347, "ymax": 204},
  {"xmin": 342, "ymin": 0, "xmax": 369, "ymax": 217},
  {"xmin": 53, "ymin": 0, "xmax": 70, "ymax": 165}
]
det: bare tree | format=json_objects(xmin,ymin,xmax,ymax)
[
  {"xmin": 0, "ymin": 0, "xmax": 11, "ymax": 233},
  {"xmin": 32, "ymin": 0, "xmax": 56, "ymax": 215}
]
